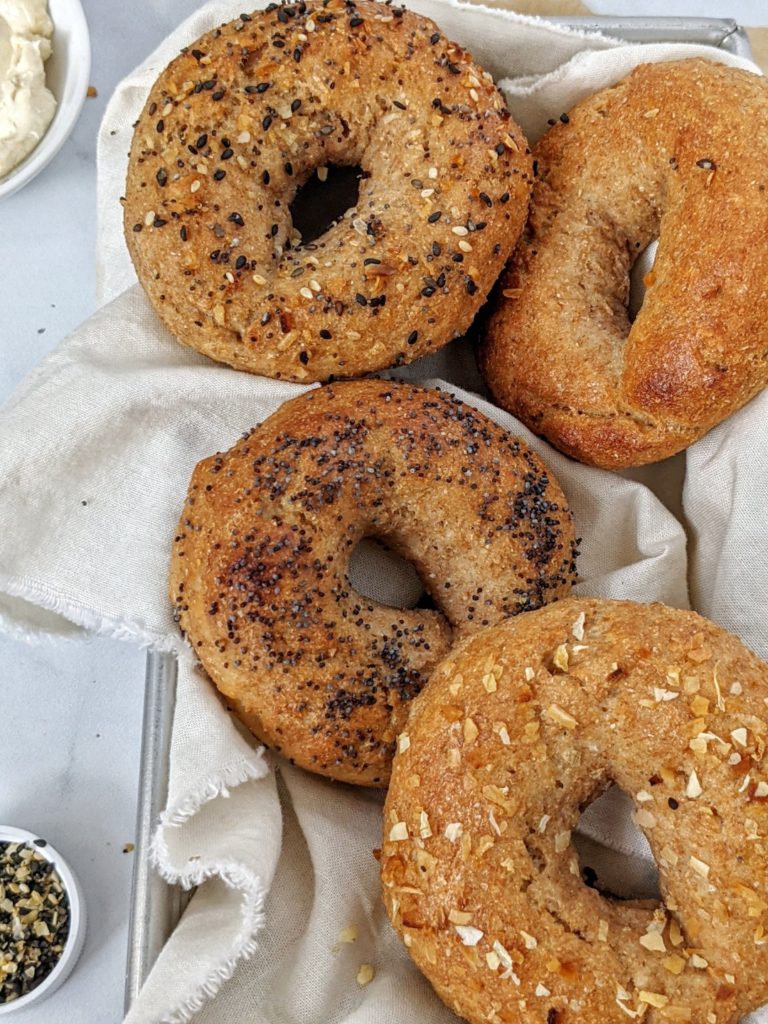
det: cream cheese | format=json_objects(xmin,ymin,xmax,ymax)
[{"xmin": 0, "ymin": 0, "xmax": 56, "ymax": 179}]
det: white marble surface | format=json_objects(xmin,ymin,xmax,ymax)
[{"xmin": 0, "ymin": 1, "xmax": 766, "ymax": 1022}]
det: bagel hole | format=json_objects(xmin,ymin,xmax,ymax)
[
  {"xmin": 289, "ymin": 164, "xmax": 363, "ymax": 246},
  {"xmin": 348, "ymin": 537, "xmax": 434, "ymax": 610},
  {"xmin": 572, "ymin": 785, "xmax": 661, "ymax": 903},
  {"xmin": 628, "ymin": 239, "xmax": 659, "ymax": 322}
]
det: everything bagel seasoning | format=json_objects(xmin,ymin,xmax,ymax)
[{"xmin": 0, "ymin": 841, "xmax": 70, "ymax": 1004}]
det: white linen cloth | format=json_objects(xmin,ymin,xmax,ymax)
[{"xmin": 0, "ymin": 2, "xmax": 765, "ymax": 1021}]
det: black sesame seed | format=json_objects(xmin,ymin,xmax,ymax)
[
  {"xmin": 196, "ymin": 133, "xmax": 208, "ymax": 149},
  {"xmin": 299, "ymin": 351, "xmax": 309, "ymax": 364},
  {"xmin": 447, "ymin": 62, "xmax": 461, "ymax": 75},
  {"xmin": 532, "ymin": 160, "xmax": 539, "ymax": 176},
  {"xmin": 559, "ymin": 112, "xmax": 569, "ymax": 124},
  {"xmin": 270, "ymin": 223, "xmax": 278, "ymax": 236},
  {"xmin": 153, "ymin": 216, "xmax": 167, "ymax": 228},
  {"xmin": 427, "ymin": 211, "xmax": 441, "ymax": 223},
  {"xmin": 148, "ymin": 102, "xmax": 157, "ymax": 115},
  {"xmin": 291, "ymin": 98, "xmax": 302, "ymax": 112},
  {"xmin": 156, "ymin": 119, "xmax": 165, "ymax": 133},
  {"xmin": 430, "ymin": 31, "xmax": 440, "ymax": 44},
  {"xmin": 668, "ymin": 798, "xmax": 679, "ymax": 810},
  {"xmin": 407, "ymin": 330, "xmax": 418, "ymax": 345},
  {"xmin": 156, "ymin": 168, "xmax": 168, "ymax": 186},
  {"xmin": 191, "ymin": 48, "xmax": 204, "ymax": 59},
  {"xmin": 500, "ymin": 191, "xmax": 510, "ymax": 203},
  {"xmin": 284, "ymin": 161, "xmax": 293, "ymax": 176},
  {"xmin": 212, "ymin": 89, "xmax": 225, "ymax": 101},
  {"xmin": 495, "ymin": 143, "xmax": 505, "ymax": 155},
  {"xmin": 263, "ymin": 115, "xmax": 273, "ymax": 130},
  {"xmin": 228, "ymin": 212, "xmax": 245, "ymax": 226},
  {"xmin": 293, "ymin": 47, "xmax": 302, "ymax": 62},
  {"xmin": 479, "ymin": 192, "xmax": 492, "ymax": 207},
  {"xmin": 355, "ymin": 293, "xmax": 368, "ymax": 306},
  {"xmin": 132, "ymin": 223, "xmax": 142, "ymax": 232},
  {"xmin": 320, "ymin": 329, "xmax": 332, "ymax": 339},
  {"xmin": 180, "ymin": 226, "xmax": 188, "ymax": 241},
  {"xmin": 393, "ymin": 100, "xmax": 406, "ymax": 110},
  {"xmin": 262, "ymin": 170, "xmax": 270, "ymax": 184},
  {"xmin": 364, "ymin": 258, "xmax": 381, "ymax": 265},
  {"xmin": 431, "ymin": 241, "xmax": 441, "ymax": 256},
  {"xmin": 350, "ymin": 15, "xmax": 363, "ymax": 26},
  {"xmin": 452, "ymin": 252, "xmax": 464, "ymax": 262},
  {"xmin": 235, "ymin": 255, "xmax": 247, "ymax": 270},
  {"xmin": 221, "ymin": 148, "xmax": 234, "ymax": 160},
  {"xmin": 421, "ymin": 286, "xmax": 435, "ymax": 297},
  {"xmin": 465, "ymin": 278, "xmax": 477, "ymax": 295},
  {"xmin": 214, "ymin": 169, "xmax": 226, "ymax": 181}
]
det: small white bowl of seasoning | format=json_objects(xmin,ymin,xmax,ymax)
[
  {"xmin": 0, "ymin": 826, "xmax": 86, "ymax": 1014},
  {"xmin": 0, "ymin": 0, "xmax": 91, "ymax": 201}
]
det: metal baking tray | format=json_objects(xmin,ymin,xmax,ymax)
[{"xmin": 123, "ymin": 14, "xmax": 753, "ymax": 1014}]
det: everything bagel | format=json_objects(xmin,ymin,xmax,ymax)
[
  {"xmin": 170, "ymin": 380, "xmax": 577, "ymax": 785},
  {"xmin": 381, "ymin": 597, "xmax": 768, "ymax": 1024},
  {"xmin": 125, "ymin": 0, "xmax": 532, "ymax": 382},
  {"xmin": 482, "ymin": 60, "xmax": 768, "ymax": 469}
]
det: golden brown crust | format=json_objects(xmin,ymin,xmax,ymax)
[
  {"xmin": 125, "ymin": 0, "xmax": 532, "ymax": 382},
  {"xmin": 381, "ymin": 597, "xmax": 768, "ymax": 1024},
  {"xmin": 170, "ymin": 380, "xmax": 577, "ymax": 785},
  {"xmin": 481, "ymin": 60, "xmax": 768, "ymax": 469}
]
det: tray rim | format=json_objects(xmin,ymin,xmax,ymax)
[{"xmin": 123, "ymin": 12, "xmax": 754, "ymax": 1015}]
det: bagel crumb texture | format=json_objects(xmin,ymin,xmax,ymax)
[
  {"xmin": 381, "ymin": 597, "xmax": 768, "ymax": 1024},
  {"xmin": 125, "ymin": 0, "xmax": 532, "ymax": 381},
  {"xmin": 169, "ymin": 380, "xmax": 577, "ymax": 786},
  {"xmin": 482, "ymin": 59, "xmax": 768, "ymax": 469}
]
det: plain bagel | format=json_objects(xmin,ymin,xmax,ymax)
[
  {"xmin": 125, "ymin": 0, "xmax": 532, "ymax": 382},
  {"xmin": 381, "ymin": 597, "xmax": 768, "ymax": 1024},
  {"xmin": 170, "ymin": 380, "xmax": 577, "ymax": 786},
  {"xmin": 482, "ymin": 59, "xmax": 768, "ymax": 469}
]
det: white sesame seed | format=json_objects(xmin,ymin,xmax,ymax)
[
  {"xmin": 398, "ymin": 733, "xmax": 410, "ymax": 753},
  {"xmin": 237, "ymin": 131, "xmax": 251, "ymax": 144},
  {"xmin": 252, "ymin": 273, "xmax": 267, "ymax": 286},
  {"xmin": 190, "ymin": 180, "xmax": 200, "ymax": 193},
  {"xmin": 428, "ymin": 166, "xmax": 438, "ymax": 179},
  {"xmin": 451, "ymin": 225, "xmax": 469, "ymax": 236},
  {"xmin": 317, "ymin": 165, "xmax": 328, "ymax": 182},
  {"xmin": 535, "ymin": 984, "xmax": 551, "ymax": 997},
  {"xmin": 299, "ymin": 287, "xmax": 313, "ymax": 300},
  {"xmin": 144, "ymin": 210, "xmax": 155, "ymax": 226},
  {"xmin": 458, "ymin": 240, "xmax": 472, "ymax": 252},
  {"xmin": 420, "ymin": 188, "xmax": 435, "ymax": 198}
]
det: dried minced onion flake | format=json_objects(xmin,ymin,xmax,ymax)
[
  {"xmin": 455, "ymin": 925, "xmax": 483, "ymax": 946},
  {"xmin": 388, "ymin": 822, "xmax": 408, "ymax": 842},
  {"xmin": 0, "ymin": 841, "xmax": 70, "ymax": 1005}
]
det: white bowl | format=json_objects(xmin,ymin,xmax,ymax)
[
  {"xmin": 0, "ymin": 0, "xmax": 91, "ymax": 201},
  {"xmin": 0, "ymin": 825, "xmax": 87, "ymax": 1014}
]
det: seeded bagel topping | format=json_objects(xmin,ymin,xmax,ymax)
[
  {"xmin": 124, "ymin": 0, "xmax": 532, "ymax": 381},
  {"xmin": 0, "ymin": 842, "xmax": 70, "ymax": 1004},
  {"xmin": 170, "ymin": 380, "xmax": 577, "ymax": 786}
]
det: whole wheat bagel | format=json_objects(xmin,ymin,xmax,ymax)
[
  {"xmin": 170, "ymin": 380, "xmax": 577, "ymax": 785},
  {"xmin": 482, "ymin": 60, "xmax": 768, "ymax": 469},
  {"xmin": 381, "ymin": 597, "xmax": 768, "ymax": 1024},
  {"xmin": 124, "ymin": 0, "xmax": 532, "ymax": 382}
]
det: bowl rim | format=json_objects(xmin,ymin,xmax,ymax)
[
  {"xmin": 0, "ymin": 825, "xmax": 87, "ymax": 1014},
  {"xmin": 0, "ymin": 0, "xmax": 92, "ymax": 202}
]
